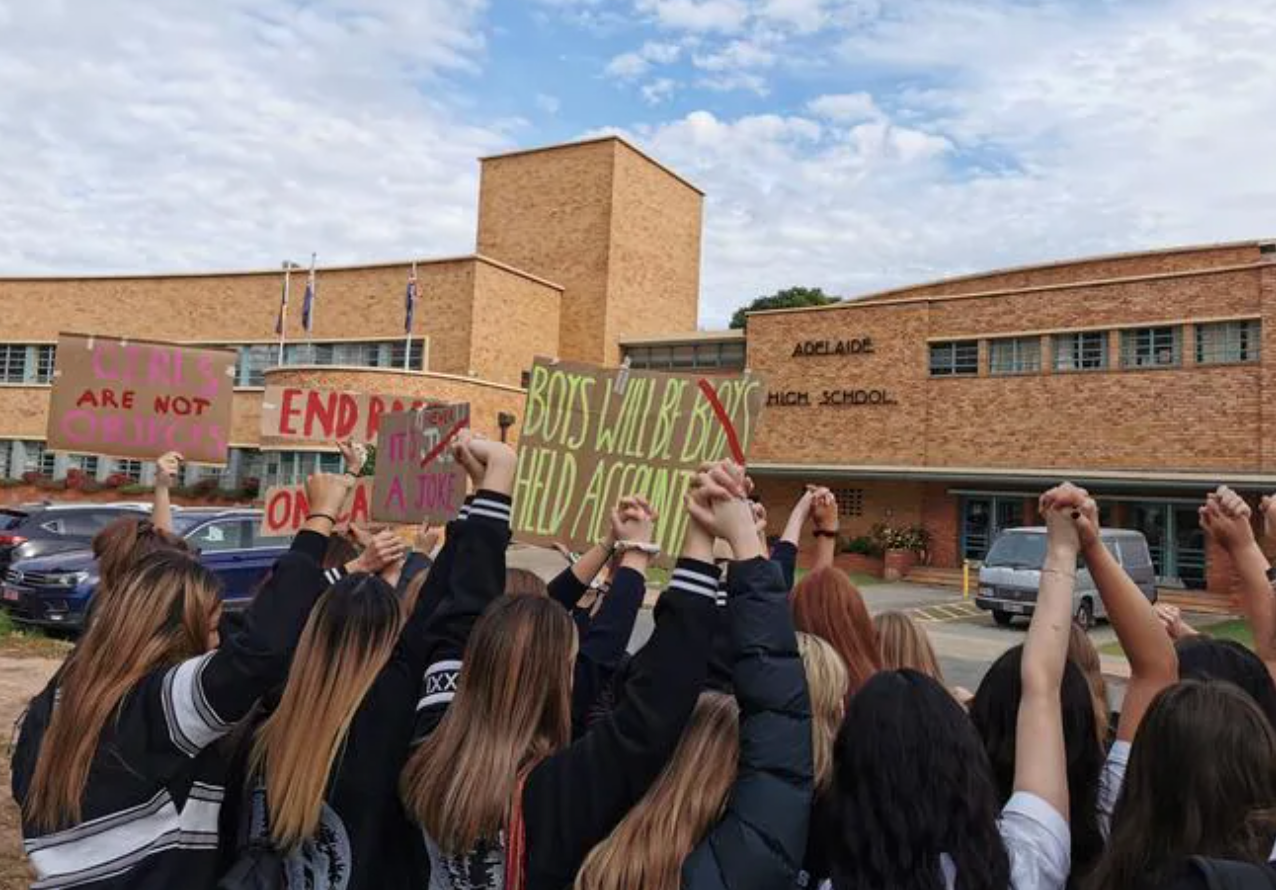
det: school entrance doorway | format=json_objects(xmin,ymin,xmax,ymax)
[{"xmin": 960, "ymin": 496, "xmax": 1023, "ymax": 562}]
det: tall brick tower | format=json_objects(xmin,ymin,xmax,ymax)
[{"xmin": 476, "ymin": 137, "xmax": 703, "ymax": 366}]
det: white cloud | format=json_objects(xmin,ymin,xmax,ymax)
[
  {"xmin": 641, "ymin": 78, "xmax": 679, "ymax": 104},
  {"xmin": 535, "ymin": 93, "xmax": 562, "ymax": 114},
  {"xmin": 0, "ymin": 0, "xmax": 508, "ymax": 273},
  {"xmin": 605, "ymin": 40, "xmax": 683, "ymax": 78},
  {"xmin": 692, "ymin": 38, "xmax": 776, "ymax": 71},
  {"xmin": 636, "ymin": 0, "xmax": 750, "ymax": 33},
  {"xmin": 807, "ymin": 92, "xmax": 881, "ymax": 123},
  {"xmin": 696, "ymin": 71, "xmax": 770, "ymax": 95}
]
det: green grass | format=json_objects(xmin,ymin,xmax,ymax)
[
  {"xmin": 0, "ymin": 609, "xmax": 74, "ymax": 658},
  {"xmin": 1100, "ymin": 617, "xmax": 1253, "ymax": 657}
]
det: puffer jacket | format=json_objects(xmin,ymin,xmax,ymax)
[{"xmin": 681, "ymin": 557, "xmax": 814, "ymax": 890}]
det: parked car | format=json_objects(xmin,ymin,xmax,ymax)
[
  {"xmin": 975, "ymin": 526, "xmax": 1157, "ymax": 630},
  {"xmin": 1, "ymin": 508, "xmax": 285, "ymax": 631},
  {"xmin": 0, "ymin": 503, "xmax": 154, "ymax": 576}
]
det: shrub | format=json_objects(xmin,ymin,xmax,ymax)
[
  {"xmin": 871, "ymin": 522, "xmax": 931, "ymax": 554},
  {"xmin": 103, "ymin": 473, "xmax": 131, "ymax": 488},
  {"xmin": 117, "ymin": 484, "xmax": 153, "ymax": 496},
  {"xmin": 189, "ymin": 477, "xmax": 222, "ymax": 498},
  {"xmin": 240, "ymin": 476, "xmax": 261, "ymax": 498},
  {"xmin": 840, "ymin": 535, "xmax": 883, "ymax": 557}
]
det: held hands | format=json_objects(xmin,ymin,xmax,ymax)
[
  {"xmin": 1039, "ymin": 483, "xmax": 1097, "ymax": 554},
  {"xmin": 1155, "ymin": 603, "xmax": 1198, "ymax": 641},
  {"xmin": 612, "ymin": 496, "xmax": 658, "ymax": 570},
  {"xmin": 155, "ymin": 451, "xmax": 183, "ymax": 489},
  {"xmin": 1200, "ymin": 486, "xmax": 1257, "ymax": 554},
  {"xmin": 349, "ymin": 526, "xmax": 409, "ymax": 575},
  {"xmin": 304, "ymin": 471, "xmax": 357, "ymax": 517},
  {"xmin": 687, "ymin": 461, "xmax": 764, "ymax": 561},
  {"xmin": 809, "ymin": 486, "xmax": 838, "ymax": 534},
  {"xmin": 337, "ymin": 439, "xmax": 368, "ymax": 477}
]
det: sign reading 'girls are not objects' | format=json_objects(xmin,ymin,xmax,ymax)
[{"xmin": 46, "ymin": 333, "xmax": 237, "ymax": 464}]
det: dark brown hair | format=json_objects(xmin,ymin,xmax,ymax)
[{"xmin": 92, "ymin": 517, "xmax": 190, "ymax": 595}]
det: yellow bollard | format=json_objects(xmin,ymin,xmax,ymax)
[{"xmin": 963, "ymin": 560, "xmax": 970, "ymax": 600}]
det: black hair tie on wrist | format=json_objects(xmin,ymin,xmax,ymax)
[
  {"xmin": 812, "ymin": 529, "xmax": 838, "ymax": 539},
  {"xmin": 307, "ymin": 512, "xmax": 338, "ymax": 524}
]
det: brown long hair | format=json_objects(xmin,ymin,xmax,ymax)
[
  {"xmin": 1090, "ymin": 681, "xmax": 1276, "ymax": 890},
  {"xmin": 249, "ymin": 574, "xmax": 404, "ymax": 850},
  {"xmin": 574, "ymin": 693, "xmax": 740, "ymax": 890},
  {"xmin": 797, "ymin": 632, "xmax": 848, "ymax": 794},
  {"xmin": 1067, "ymin": 621, "xmax": 1110, "ymax": 745},
  {"xmin": 400, "ymin": 595, "xmax": 575, "ymax": 852},
  {"xmin": 791, "ymin": 568, "xmax": 879, "ymax": 695},
  {"xmin": 874, "ymin": 611, "xmax": 945, "ymax": 682},
  {"xmin": 25, "ymin": 551, "xmax": 219, "ymax": 830},
  {"xmin": 92, "ymin": 517, "xmax": 190, "ymax": 598}
]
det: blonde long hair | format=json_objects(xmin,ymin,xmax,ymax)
[
  {"xmin": 875, "ymin": 611, "xmax": 945, "ymax": 682},
  {"xmin": 574, "ymin": 693, "xmax": 740, "ymax": 890},
  {"xmin": 400, "ymin": 595, "xmax": 575, "ymax": 852},
  {"xmin": 249, "ymin": 574, "xmax": 404, "ymax": 850},
  {"xmin": 25, "ymin": 551, "xmax": 220, "ymax": 830},
  {"xmin": 797, "ymin": 632, "xmax": 849, "ymax": 794}
]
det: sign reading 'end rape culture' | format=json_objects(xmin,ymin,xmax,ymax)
[
  {"xmin": 46, "ymin": 333, "xmax": 237, "ymax": 465},
  {"xmin": 512, "ymin": 358, "xmax": 766, "ymax": 561}
]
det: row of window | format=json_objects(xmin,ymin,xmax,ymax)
[
  {"xmin": 623, "ymin": 340, "xmax": 747, "ymax": 372},
  {"xmin": 930, "ymin": 321, "xmax": 1261, "ymax": 377},
  {"xmin": 0, "ymin": 339, "xmax": 426, "ymax": 389}
]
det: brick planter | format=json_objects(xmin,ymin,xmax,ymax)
[
  {"xmin": 883, "ymin": 548, "xmax": 918, "ymax": 582},
  {"xmin": 833, "ymin": 553, "xmax": 885, "ymax": 578},
  {"xmin": 0, "ymin": 484, "xmax": 253, "ymax": 509}
]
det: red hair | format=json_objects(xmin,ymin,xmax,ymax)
[{"xmin": 791, "ymin": 567, "xmax": 880, "ymax": 695}]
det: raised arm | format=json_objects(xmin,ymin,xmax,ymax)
[
  {"xmin": 150, "ymin": 450, "xmax": 182, "ymax": 534},
  {"xmin": 1204, "ymin": 487, "xmax": 1276, "ymax": 681},
  {"xmin": 1012, "ymin": 484, "xmax": 1080, "ymax": 820},
  {"xmin": 547, "ymin": 508, "xmax": 622, "ymax": 610},
  {"xmin": 809, "ymin": 489, "xmax": 839, "ymax": 572},
  {"xmin": 1073, "ymin": 489, "xmax": 1176, "ymax": 742}
]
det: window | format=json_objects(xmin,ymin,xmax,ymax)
[
  {"xmin": 56, "ymin": 511, "xmax": 120, "ymax": 537},
  {"xmin": 19, "ymin": 442, "xmax": 56, "ymax": 477},
  {"xmin": 0, "ymin": 346, "xmax": 23, "ymax": 383},
  {"xmin": 35, "ymin": 346, "xmax": 56, "ymax": 383},
  {"xmin": 1117, "ymin": 537, "xmax": 1151, "ymax": 569},
  {"xmin": 1121, "ymin": 326, "xmax": 1181, "ymax": 369},
  {"xmin": 232, "ymin": 339, "xmax": 427, "ymax": 386},
  {"xmin": 989, "ymin": 337, "xmax": 1041, "ymax": 375},
  {"xmin": 0, "ymin": 443, "xmax": 9, "ymax": 479},
  {"xmin": 1196, "ymin": 320, "xmax": 1260, "ymax": 365},
  {"xmin": 263, "ymin": 451, "xmax": 341, "ymax": 487},
  {"xmin": 622, "ymin": 340, "xmax": 746, "ymax": 372},
  {"xmin": 1053, "ymin": 331, "xmax": 1109, "ymax": 372},
  {"xmin": 188, "ymin": 520, "xmax": 250, "ymax": 552},
  {"xmin": 929, "ymin": 340, "xmax": 979, "ymax": 376},
  {"xmin": 113, "ymin": 459, "xmax": 143, "ymax": 482},
  {"xmin": 832, "ymin": 488, "xmax": 865, "ymax": 518},
  {"xmin": 66, "ymin": 454, "xmax": 100, "ymax": 476}
]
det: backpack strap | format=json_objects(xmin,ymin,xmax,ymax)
[{"xmin": 1189, "ymin": 856, "xmax": 1276, "ymax": 890}]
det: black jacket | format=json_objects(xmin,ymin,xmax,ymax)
[
  {"xmin": 683, "ymin": 557, "xmax": 814, "ymax": 890},
  {"xmin": 13, "ymin": 531, "xmax": 329, "ymax": 890}
]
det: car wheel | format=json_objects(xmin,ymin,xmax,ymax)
[
  {"xmin": 993, "ymin": 609, "xmax": 1014, "ymax": 627},
  {"xmin": 1075, "ymin": 598, "xmax": 1095, "ymax": 631}
]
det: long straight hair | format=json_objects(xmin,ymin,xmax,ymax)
[
  {"xmin": 574, "ymin": 692, "xmax": 739, "ymax": 890},
  {"xmin": 25, "ymin": 551, "xmax": 220, "ymax": 830},
  {"xmin": 90, "ymin": 517, "xmax": 190, "ymax": 606},
  {"xmin": 797, "ymin": 632, "xmax": 848, "ymax": 794},
  {"xmin": 791, "ymin": 567, "xmax": 879, "ymax": 696},
  {"xmin": 1089, "ymin": 681, "xmax": 1276, "ymax": 890},
  {"xmin": 400, "ymin": 595, "xmax": 575, "ymax": 852},
  {"xmin": 874, "ymin": 611, "xmax": 944, "ymax": 682},
  {"xmin": 249, "ymin": 574, "xmax": 403, "ymax": 850}
]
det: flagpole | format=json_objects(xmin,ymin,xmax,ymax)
[
  {"xmin": 404, "ymin": 261, "xmax": 417, "ymax": 371},
  {"xmin": 307, "ymin": 252, "xmax": 316, "ymax": 362},
  {"xmin": 277, "ymin": 261, "xmax": 293, "ymax": 366}
]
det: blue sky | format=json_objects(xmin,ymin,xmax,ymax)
[{"xmin": 1, "ymin": 0, "xmax": 1273, "ymax": 327}]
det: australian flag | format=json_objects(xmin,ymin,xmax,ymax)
[
  {"xmin": 301, "ymin": 255, "xmax": 316, "ymax": 333},
  {"xmin": 274, "ymin": 271, "xmax": 289, "ymax": 335},
  {"xmin": 404, "ymin": 264, "xmax": 418, "ymax": 333}
]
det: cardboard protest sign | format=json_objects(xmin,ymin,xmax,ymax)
[
  {"xmin": 260, "ymin": 385, "xmax": 437, "ymax": 445},
  {"xmin": 371, "ymin": 404, "xmax": 470, "ymax": 524},
  {"xmin": 511, "ymin": 358, "xmax": 765, "ymax": 560},
  {"xmin": 259, "ymin": 477, "xmax": 374, "ymax": 538},
  {"xmin": 46, "ymin": 333, "xmax": 236, "ymax": 465}
]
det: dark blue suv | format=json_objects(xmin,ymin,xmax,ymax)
[{"xmin": 1, "ymin": 508, "xmax": 288, "ymax": 631}]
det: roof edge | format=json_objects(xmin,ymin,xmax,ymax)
[{"xmin": 481, "ymin": 135, "xmax": 705, "ymax": 196}]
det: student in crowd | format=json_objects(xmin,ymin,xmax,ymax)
[
  {"xmin": 12, "ymin": 471, "xmax": 402, "ymax": 890},
  {"xmin": 791, "ymin": 567, "xmax": 879, "ymax": 697},
  {"xmin": 970, "ymin": 646, "xmax": 1104, "ymax": 886},
  {"xmin": 400, "ymin": 459, "xmax": 727, "ymax": 890},
  {"xmin": 820, "ymin": 483, "xmax": 1079, "ymax": 890},
  {"xmin": 765, "ymin": 486, "xmax": 834, "ymax": 591},
  {"xmin": 1088, "ymin": 681, "xmax": 1276, "ymax": 890},
  {"xmin": 1067, "ymin": 623, "xmax": 1112, "ymax": 746},
  {"xmin": 794, "ymin": 632, "xmax": 848, "ymax": 890},
  {"xmin": 875, "ymin": 610, "xmax": 973, "ymax": 706},
  {"xmin": 575, "ymin": 469, "xmax": 813, "ymax": 890}
]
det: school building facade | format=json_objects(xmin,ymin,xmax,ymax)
[
  {"xmin": 0, "ymin": 136, "xmax": 703, "ymax": 491},
  {"xmin": 638, "ymin": 239, "xmax": 1275, "ymax": 599}
]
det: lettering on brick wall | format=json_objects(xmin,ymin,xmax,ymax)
[
  {"xmin": 791, "ymin": 338, "xmax": 875, "ymax": 358},
  {"xmin": 766, "ymin": 389, "xmax": 898, "ymax": 407},
  {"xmin": 512, "ymin": 358, "xmax": 766, "ymax": 563}
]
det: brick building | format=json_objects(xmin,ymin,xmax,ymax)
[
  {"xmin": 0, "ymin": 136, "xmax": 704, "ymax": 490},
  {"xmin": 637, "ymin": 240, "xmax": 1273, "ymax": 600}
]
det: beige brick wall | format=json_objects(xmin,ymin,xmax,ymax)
[
  {"xmin": 469, "ymin": 260, "xmax": 561, "ymax": 387},
  {"xmin": 604, "ymin": 142, "xmax": 703, "ymax": 366},
  {"xmin": 748, "ymin": 263, "xmax": 1271, "ymax": 474}
]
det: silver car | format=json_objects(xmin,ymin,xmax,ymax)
[{"xmin": 975, "ymin": 527, "xmax": 1157, "ymax": 630}]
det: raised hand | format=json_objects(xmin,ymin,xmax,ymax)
[
  {"xmin": 305, "ymin": 471, "xmax": 356, "ymax": 518},
  {"xmin": 415, "ymin": 522, "xmax": 441, "ymax": 556},
  {"xmin": 613, "ymin": 496, "xmax": 657, "ymax": 545},
  {"xmin": 810, "ymin": 487, "xmax": 838, "ymax": 534},
  {"xmin": 349, "ymin": 527, "xmax": 409, "ymax": 574},
  {"xmin": 337, "ymin": 439, "xmax": 368, "ymax": 477},
  {"xmin": 155, "ymin": 451, "xmax": 183, "ymax": 489},
  {"xmin": 687, "ymin": 462, "xmax": 763, "ymax": 560},
  {"xmin": 1040, "ymin": 482, "xmax": 1098, "ymax": 551},
  {"xmin": 1200, "ymin": 486, "xmax": 1257, "ymax": 554}
]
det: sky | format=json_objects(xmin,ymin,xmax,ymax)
[{"xmin": 0, "ymin": 0, "xmax": 1273, "ymax": 328}]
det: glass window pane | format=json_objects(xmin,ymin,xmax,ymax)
[
  {"xmin": 672, "ymin": 345, "xmax": 696, "ymax": 368},
  {"xmin": 1196, "ymin": 320, "xmax": 1260, "ymax": 365},
  {"xmin": 1121, "ymin": 327, "xmax": 1180, "ymax": 368},
  {"xmin": 1054, "ymin": 332, "xmax": 1108, "ymax": 371}
]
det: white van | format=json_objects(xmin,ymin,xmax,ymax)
[{"xmin": 975, "ymin": 527, "xmax": 1157, "ymax": 629}]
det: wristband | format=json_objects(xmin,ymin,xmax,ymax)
[
  {"xmin": 344, "ymin": 470, "xmax": 360, "ymax": 479},
  {"xmin": 306, "ymin": 512, "xmax": 338, "ymax": 525},
  {"xmin": 614, "ymin": 541, "xmax": 661, "ymax": 557},
  {"xmin": 812, "ymin": 529, "xmax": 838, "ymax": 539}
]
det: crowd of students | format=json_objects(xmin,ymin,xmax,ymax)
[{"xmin": 11, "ymin": 437, "xmax": 1276, "ymax": 890}]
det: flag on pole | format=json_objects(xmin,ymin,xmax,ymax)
[
  {"xmin": 404, "ymin": 263, "xmax": 418, "ymax": 334},
  {"xmin": 274, "ymin": 269, "xmax": 290, "ymax": 335},
  {"xmin": 301, "ymin": 254, "xmax": 317, "ymax": 333}
]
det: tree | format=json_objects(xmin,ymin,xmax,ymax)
[{"xmin": 729, "ymin": 286, "xmax": 839, "ymax": 329}]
